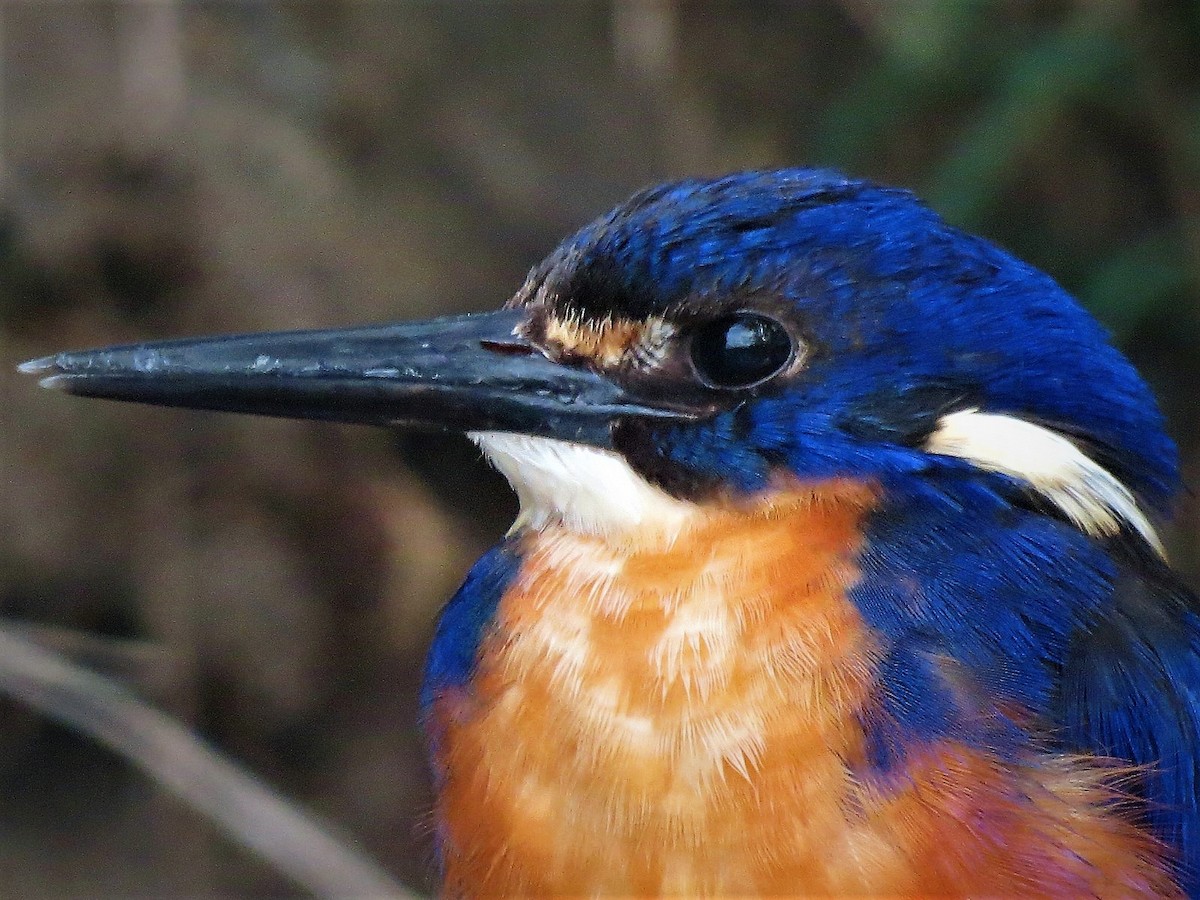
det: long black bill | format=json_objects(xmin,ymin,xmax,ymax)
[{"xmin": 19, "ymin": 309, "xmax": 693, "ymax": 447}]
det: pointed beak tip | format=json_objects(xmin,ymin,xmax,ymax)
[
  {"xmin": 18, "ymin": 357, "xmax": 78, "ymax": 391},
  {"xmin": 17, "ymin": 355, "xmax": 58, "ymax": 376},
  {"xmin": 17, "ymin": 356, "xmax": 80, "ymax": 393}
]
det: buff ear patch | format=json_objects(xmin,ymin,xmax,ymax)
[{"xmin": 925, "ymin": 409, "xmax": 1165, "ymax": 558}]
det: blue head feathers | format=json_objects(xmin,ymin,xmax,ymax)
[{"xmin": 518, "ymin": 168, "xmax": 1178, "ymax": 514}]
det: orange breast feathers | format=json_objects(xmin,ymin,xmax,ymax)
[{"xmin": 431, "ymin": 480, "xmax": 1178, "ymax": 897}]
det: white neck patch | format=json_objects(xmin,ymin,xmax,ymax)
[
  {"xmin": 469, "ymin": 431, "xmax": 697, "ymax": 538},
  {"xmin": 925, "ymin": 409, "xmax": 1164, "ymax": 557}
]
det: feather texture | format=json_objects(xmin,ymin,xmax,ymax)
[{"xmin": 425, "ymin": 481, "xmax": 1178, "ymax": 896}]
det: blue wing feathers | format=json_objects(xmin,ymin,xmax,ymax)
[
  {"xmin": 1056, "ymin": 548, "xmax": 1200, "ymax": 894},
  {"xmin": 854, "ymin": 474, "xmax": 1200, "ymax": 895},
  {"xmin": 853, "ymin": 473, "xmax": 1113, "ymax": 724}
]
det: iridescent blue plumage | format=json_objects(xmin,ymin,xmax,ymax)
[
  {"xmin": 421, "ymin": 540, "xmax": 520, "ymax": 714},
  {"xmin": 855, "ymin": 472, "xmax": 1200, "ymax": 892},
  {"xmin": 1058, "ymin": 541, "xmax": 1200, "ymax": 877}
]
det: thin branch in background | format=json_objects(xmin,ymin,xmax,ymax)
[
  {"xmin": 0, "ymin": 618, "xmax": 183, "ymax": 699},
  {"xmin": 0, "ymin": 624, "xmax": 419, "ymax": 900}
]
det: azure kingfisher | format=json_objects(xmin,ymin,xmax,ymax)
[{"xmin": 20, "ymin": 169, "xmax": 1200, "ymax": 896}]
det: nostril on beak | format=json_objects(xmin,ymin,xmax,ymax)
[{"xmin": 480, "ymin": 339, "xmax": 535, "ymax": 357}]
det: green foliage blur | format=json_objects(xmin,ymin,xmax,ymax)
[{"xmin": 818, "ymin": 2, "xmax": 1199, "ymax": 343}]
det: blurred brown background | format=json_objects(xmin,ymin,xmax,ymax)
[{"xmin": 1, "ymin": 2, "xmax": 1198, "ymax": 896}]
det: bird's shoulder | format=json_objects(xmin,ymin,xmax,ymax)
[
  {"xmin": 1055, "ymin": 534, "xmax": 1200, "ymax": 877},
  {"xmin": 855, "ymin": 473, "xmax": 1200, "ymax": 892},
  {"xmin": 421, "ymin": 539, "xmax": 523, "ymax": 713}
]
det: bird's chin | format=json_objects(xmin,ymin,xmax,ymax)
[{"xmin": 469, "ymin": 431, "xmax": 698, "ymax": 540}]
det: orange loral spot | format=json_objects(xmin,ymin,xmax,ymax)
[
  {"xmin": 431, "ymin": 480, "xmax": 1179, "ymax": 897},
  {"xmin": 540, "ymin": 312, "xmax": 658, "ymax": 367}
]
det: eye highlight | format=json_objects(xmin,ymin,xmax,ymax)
[{"xmin": 688, "ymin": 313, "xmax": 795, "ymax": 389}]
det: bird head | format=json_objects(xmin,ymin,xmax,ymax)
[{"xmin": 21, "ymin": 169, "xmax": 1178, "ymax": 544}]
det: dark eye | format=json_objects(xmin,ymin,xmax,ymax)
[{"xmin": 688, "ymin": 313, "xmax": 794, "ymax": 389}]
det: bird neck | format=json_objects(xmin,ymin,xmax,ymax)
[{"xmin": 516, "ymin": 476, "xmax": 878, "ymax": 612}]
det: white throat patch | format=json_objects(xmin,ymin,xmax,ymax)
[
  {"xmin": 925, "ymin": 409, "xmax": 1164, "ymax": 557},
  {"xmin": 468, "ymin": 431, "xmax": 697, "ymax": 537}
]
